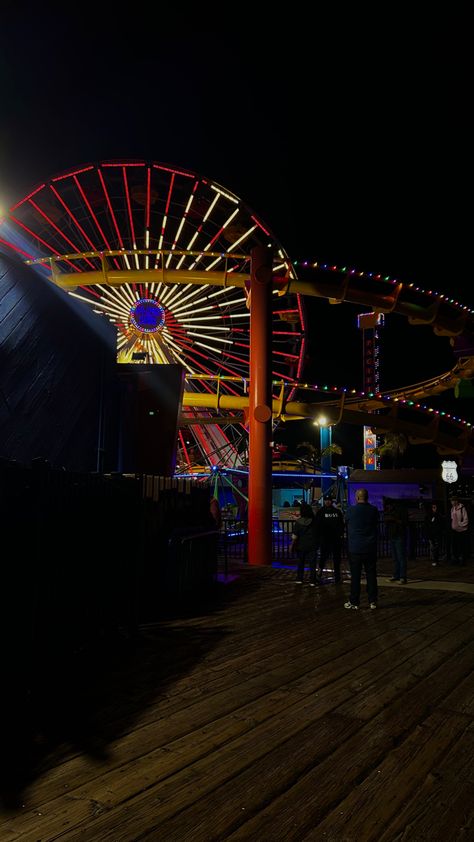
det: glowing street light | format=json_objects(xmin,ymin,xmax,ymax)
[{"xmin": 313, "ymin": 414, "xmax": 329, "ymax": 427}]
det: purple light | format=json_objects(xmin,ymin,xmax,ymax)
[{"xmin": 130, "ymin": 299, "xmax": 165, "ymax": 333}]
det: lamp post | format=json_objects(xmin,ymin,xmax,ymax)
[{"xmin": 314, "ymin": 415, "xmax": 332, "ymax": 497}]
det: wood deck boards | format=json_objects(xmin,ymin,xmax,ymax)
[{"xmin": 2, "ymin": 567, "xmax": 474, "ymax": 841}]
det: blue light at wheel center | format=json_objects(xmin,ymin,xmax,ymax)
[{"xmin": 130, "ymin": 299, "xmax": 165, "ymax": 333}]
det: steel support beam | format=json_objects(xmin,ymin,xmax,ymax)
[{"xmin": 248, "ymin": 246, "xmax": 273, "ymax": 566}]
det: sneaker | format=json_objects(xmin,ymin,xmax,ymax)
[
  {"xmin": 344, "ymin": 602, "xmax": 359, "ymax": 610},
  {"xmin": 387, "ymin": 577, "xmax": 398, "ymax": 582},
  {"xmin": 309, "ymin": 582, "xmax": 316, "ymax": 587},
  {"xmin": 295, "ymin": 580, "xmax": 303, "ymax": 584},
  {"xmin": 369, "ymin": 602, "xmax": 377, "ymax": 610},
  {"xmin": 399, "ymin": 578, "xmax": 407, "ymax": 584},
  {"xmin": 431, "ymin": 562, "xmax": 438, "ymax": 567}
]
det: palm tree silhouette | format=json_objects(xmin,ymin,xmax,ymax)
[
  {"xmin": 296, "ymin": 440, "xmax": 343, "ymax": 471},
  {"xmin": 374, "ymin": 432, "xmax": 408, "ymax": 468}
]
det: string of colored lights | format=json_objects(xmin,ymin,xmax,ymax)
[
  {"xmin": 293, "ymin": 260, "xmax": 474, "ymax": 316},
  {"xmin": 1, "ymin": 166, "xmax": 302, "ymax": 395},
  {"xmin": 182, "ymin": 374, "xmax": 473, "ymax": 429},
  {"xmin": 5, "ymin": 162, "xmax": 473, "ymax": 464},
  {"xmin": 0, "ymin": 160, "xmax": 303, "ymax": 468}
]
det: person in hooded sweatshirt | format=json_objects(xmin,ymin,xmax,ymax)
[
  {"xmin": 291, "ymin": 502, "xmax": 318, "ymax": 586},
  {"xmin": 450, "ymin": 496, "xmax": 470, "ymax": 565},
  {"xmin": 315, "ymin": 496, "xmax": 345, "ymax": 583}
]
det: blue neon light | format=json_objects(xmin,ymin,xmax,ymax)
[
  {"xmin": 174, "ymin": 469, "xmax": 337, "ymax": 479},
  {"xmin": 227, "ymin": 468, "xmax": 337, "ymax": 479},
  {"xmin": 130, "ymin": 298, "xmax": 165, "ymax": 333}
]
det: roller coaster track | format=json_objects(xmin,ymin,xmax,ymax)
[
  {"xmin": 181, "ymin": 384, "xmax": 474, "ymax": 456},
  {"xmin": 316, "ymin": 353, "xmax": 474, "ymax": 420},
  {"xmin": 28, "ymin": 254, "xmax": 474, "ymax": 456}
]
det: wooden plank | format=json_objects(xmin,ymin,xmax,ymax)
[
  {"xmin": 378, "ymin": 721, "xmax": 474, "ymax": 841},
  {"xmin": 20, "ymin": 597, "xmax": 459, "ymax": 804},
  {"xmin": 335, "ymin": 614, "xmax": 474, "ymax": 721},
  {"xmin": 1, "ymin": 575, "xmax": 474, "ymax": 841},
  {"xmin": 12, "ymin": 603, "xmax": 473, "ymax": 840},
  {"xmin": 221, "ymin": 645, "xmax": 474, "ymax": 841},
  {"xmin": 137, "ymin": 628, "xmax": 474, "ymax": 842},
  {"xmin": 139, "ymin": 712, "xmax": 359, "ymax": 842},
  {"xmin": 439, "ymin": 666, "xmax": 474, "ymax": 718},
  {"xmin": 306, "ymin": 711, "xmax": 471, "ymax": 841},
  {"xmin": 1, "ymin": 623, "xmax": 415, "ymax": 840}
]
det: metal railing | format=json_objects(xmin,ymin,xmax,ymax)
[
  {"xmin": 166, "ymin": 528, "xmax": 219, "ymax": 595},
  {"xmin": 219, "ymin": 518, "xmax": 432, "ymax": 565}
]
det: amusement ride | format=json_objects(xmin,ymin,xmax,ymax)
[{"xmin": 1, "ymin": 159, "xmax": 474, "ymax": 563}]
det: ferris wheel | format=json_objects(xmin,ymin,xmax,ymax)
[{"xmin": 1, "ymin": 160, "xmax": 306, "ymax": 469}]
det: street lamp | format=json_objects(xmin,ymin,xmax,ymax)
[{"xmin": 313, "ymin": 416, "xmax": 332, "ymax": 497}]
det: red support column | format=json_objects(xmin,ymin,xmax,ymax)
[{"xmin": 248, "ymin": 245, "xmax": 273, "ymax": 566}]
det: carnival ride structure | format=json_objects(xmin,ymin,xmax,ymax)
[
  {"xmin": 0, "ymin": 160, "xmax": 305, "ymax": 470},
  {"xmin": 1, "ymin": 159, "xmax": 474, "ymax": 470}
]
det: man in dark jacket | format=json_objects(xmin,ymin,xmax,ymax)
[
  {"xmin": 291, "ymin": 502, "xmax": 318, "ymax": 586},
  {"xmin": 385, "ymin": 499, "xmax": 408, "ymax": 583},
  {"xmin": 315, "ymin": 496, "xmax": 344, "ymax": 583},
  {"xmin": 344, "ymin": 488, "xmax": 379, "ymax": 610},
  {"xmin": 424, "ymin": 502, "xmax": 444, "ymax": 566}
]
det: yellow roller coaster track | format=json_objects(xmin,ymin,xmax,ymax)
[{"xmin": 26, "ymin": 251, "xmax": 474, "ymax": 455}]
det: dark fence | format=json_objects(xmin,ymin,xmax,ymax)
[
  {"xmin": 166, "ymin": 528, "xmax": 219, "ymax": 596},
  {"xmin": 220, "ymin": 517, "xmax": 432, "ymax": 564},
  {"xmin": 0, "ymin": 461, "xmax": 218, "ymax": 686},
  {"xmin": 141, "ymin": 474, "xmax": 218, "ymax": 614}
]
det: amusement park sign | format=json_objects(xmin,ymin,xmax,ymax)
[{"xmin": 441, "ymin": 460, "xmax": 458, "ymax": 483}]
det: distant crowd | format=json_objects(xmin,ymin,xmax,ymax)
[{"xmin": 290, "ymin": 492, "xmax": 471, "ymax": 610}]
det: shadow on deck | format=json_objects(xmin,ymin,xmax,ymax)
[{"xmin": 2, "ymin": 563, "xmax": 474, "ymax": 840}]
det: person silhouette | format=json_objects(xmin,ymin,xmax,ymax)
[
  {"xmin": 344, "ymin": 488, "xmax": 379, "ymax": 610},
  {"xmin": 291, "ymin": 502, "xmax": 318, "ymax": 586}
]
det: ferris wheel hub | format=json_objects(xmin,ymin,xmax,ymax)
[{"xmin": 130, "ymin": 298, "xmax": 165, "ymax": 334}]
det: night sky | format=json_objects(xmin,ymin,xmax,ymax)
[{"xmin": 1, "ymin": 14, "xmax": 471, "ymax": 466}]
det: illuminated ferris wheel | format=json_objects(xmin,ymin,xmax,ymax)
[{"xmin": 1, "ymin": 160, "xmax": 306, "ymax": 469}]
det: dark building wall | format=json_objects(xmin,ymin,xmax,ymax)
[
  {"xmin": 117, "ymin": 364, "xmax": 185, "ymax": 476},
  {"xmin": 0, "ymin": 251, "xmax": 118, "ymax": 471}
]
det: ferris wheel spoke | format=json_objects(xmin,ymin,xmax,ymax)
[
  {"xmin": 5, "ymin": 159, "xmax": 305, "ymax": 470},
  {"xmin": 165, "ymin": 180, "xmax": 199, "ymax": 268}
]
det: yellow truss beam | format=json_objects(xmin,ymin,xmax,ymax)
[{"xmin": 181, "ymin": 392, "xmax": 473, "ymax": 455}]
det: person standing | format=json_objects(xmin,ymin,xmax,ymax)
[
  {"xmin": 315, "ymin": 496, "xmax": 344, "ymax": 583},
  {"xmin": 344, "ymin": 488, "xmax": 379, "ymax": 610},
  {"xmin": 450, "ymin": 496, "xmax": 470, "ymax": 565},
  {"xmin": 385, "ymin": 499, "xmax": 409, "ymax": 584},
  {"xmin": 291, "ymin": 502, "xmax": 318, "ymax": 586},
  {"xmin": 424, "ymin": 502, "xmax": 444, "ymax": 566}
]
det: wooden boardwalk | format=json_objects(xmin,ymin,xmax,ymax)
[{"xmin": 2, "ymin": 564, "xmax": 474, "ymax": 841}]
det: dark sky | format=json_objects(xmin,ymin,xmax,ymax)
[
  {"xmin": 0, "ymin": 16, "xmax": 469, "ymax": 290},
  {"xmin": 1, "ymin": 13, "xmax": 471, "ymax": 464}
]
